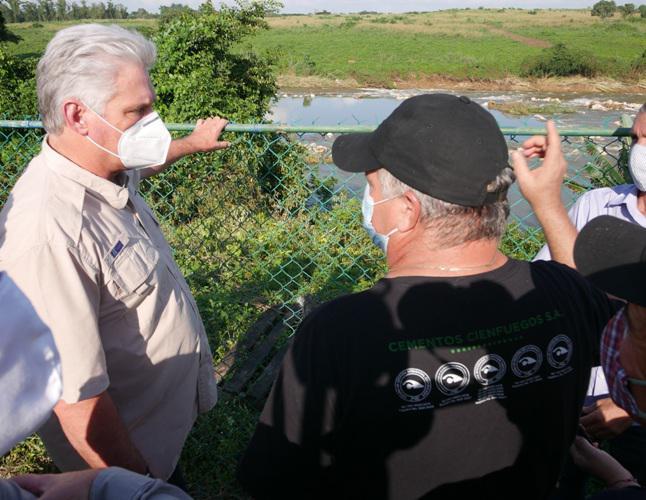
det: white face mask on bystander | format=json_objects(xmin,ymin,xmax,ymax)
[
  {"xmin": 83, "ymin": 102, "xmax": 172, "ymax": 170},
  {"xmin": 629, "ymin": 144, "xmax": 646, "ymax": 192}
]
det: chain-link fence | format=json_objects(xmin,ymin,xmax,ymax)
[
  {"xmin": 0, "ymin": 120, "xmax": 634, "ymax": 496},
  {"xmin": 0, "ymin": 120, "xmax": 633, "ymax": 372}
]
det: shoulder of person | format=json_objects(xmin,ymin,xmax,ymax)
[
  {"xmin": 0, "ymin": 161, "xmax": 86, "ymax": 260},
  {"xmin": 529, "ymin": 259, "xmax": 613, "ymax": 307},
  {"xmin": 530, "ymin": 258, "xmax": 588, "ymax": 279},
  {"xmin": 578, "ymin": 184, "xmax": 635, "ymax": 205},
  {"xmin": 293, "ymin": 285, "xmax": 386, "ymax": 343},
  {"xmin": 307, "ymin": 284, "xmax": 383, "ymax": 319}
]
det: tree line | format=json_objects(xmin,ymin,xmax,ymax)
[
  {"xmin": 0, "ymin": 0, "xmax": 163, "ymax": 23},
  {"xmin": 591, "ymin": 1, "xmax": 646, "ymax": 17}
]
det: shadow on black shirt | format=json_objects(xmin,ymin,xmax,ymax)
[{"xmin": 239, "ymin": 260, "xmax": 616, "ymax": 500}]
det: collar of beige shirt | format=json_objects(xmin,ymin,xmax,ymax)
[{"xmin": 41, "ymin": 136, "xmax": 137, "ymax": 210}]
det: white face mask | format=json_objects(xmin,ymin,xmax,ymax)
[
  {"xmin": 84, "ymin": 102, "xmax": 172, "ymax": 170},
  {"xmin": 629, "ymin": 143, "xmax": 646, "ymax": 192},
  {"xmin": 361, "ymin": 184, "xmax": 399, "ymax": 254}
]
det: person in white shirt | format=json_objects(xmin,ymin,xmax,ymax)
[{"xmin": 531, "ymin": 104, "xmax": 646, "ymax": 497}]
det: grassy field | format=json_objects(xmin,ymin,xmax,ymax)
[
  {"xmin": 4, "ymin": 18, "xmax": 157, "ymax": 58},
  {"xmin": 5, "ymin": 9, "xmax": 646, "ymax": 89},
  {"xmin": 252, "ymin": 9, "xmax": 646, "ymax": 87}
]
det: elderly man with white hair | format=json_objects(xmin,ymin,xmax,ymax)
[{"xmin": 0, "ymin": 23, "xmax": 228, "ymax": 484}]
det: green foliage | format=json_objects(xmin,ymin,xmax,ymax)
[
  {"xmin": 0, "ymin": 47, "xmax": 40, "ymax": 208},
  {"xmin": 487, "ymin": 101, "xmax": 574, "ymax": 116},
  {"xmin": 619, "ymin": 3, "xmax": 636, "ymax": 16},
  {"xmin": 0, "ymin": 0, "xmax": 131, "ymax": 22},
  {"xmin": 151, "ymin": 1, "xmax": 278, "ymax": 122},
  {"xmin": 640, "ymin": 4, "xmax": 646, "ymax": 17},
  {"xmin": 0, "ymin": 47, "xmax": 38, "ymax": 118},
  {"xmin": 146, "ymin": 1, "xmax": 305, "ymax": 244},
  {"xmin": 591, "ymin": 0, "xmax": 617, "ymax": 17},
  {"xmin": 0, "ymin": 434, "xmax": 55, "ymax": 476},
  {"xmin": 340, "ymin": 17, "xmax": 357, "ymax": 29},
  {"xmin": 500, "ymin": 222, "xmax": 545, "ymax": 260},
  {"xmin": 158, "ymin": 3, "xmax": 197, "ymax": 23},
  {"xmin": 180, "ymin": 397, "xmax": 259, "ymax": 498},
  {"xmin": 131, "ymin": 8, "xmax": 156, "ymax": 19},
  {"xmin": 0, "ymin": 10, "xmax": 20, "ymax": 42},
  {"xmin": 579, "ymin": 138, "xmax": 632, "ymax": 189},
  {"xmin": 631, "ymin": 49, "xmax": 646, "ymax": 75},
  {"xmin": 521, "ymin": 43, "xmax": 599, "ymax": 77}
]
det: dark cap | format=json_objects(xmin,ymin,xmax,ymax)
[
  {"xmin": 574, "ymin": 215, "xmax": 646, "ymax": 306},
  {"xmin": 331, "ymin": 93, "xmax": 510, "ymax": 207}
]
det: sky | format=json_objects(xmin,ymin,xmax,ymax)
[{"xmin": 128, "ymin": 0, "xmax": 595, "ymax": 14}]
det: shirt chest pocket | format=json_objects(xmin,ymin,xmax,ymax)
[{"xmin": 104, "ymin": 236, "xmax": 160, "ymax": 305}]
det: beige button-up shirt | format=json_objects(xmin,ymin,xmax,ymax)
[{"xmin": 0, "ymin": 139, "xmax": 218, "ymax": 479}]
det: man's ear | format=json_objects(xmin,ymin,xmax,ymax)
[
  {"xmin": 398, "ymin": 190, "xmax": 421, "ymax": 233},
  {"xmin": 61, "ymin": 100, "xmax": 88, "ymax": 136}
]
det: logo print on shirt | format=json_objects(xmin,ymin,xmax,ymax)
[
  {"xmin": 474, "ymin": 354, "xmax": 507, "ymax": 385},
  {"xmin": 547, "ymin": 335, "xmax": 573, "ymax": 369},
  {"xmin": 110, "ymin": 240, "xmax": 124, "ymax": 258},
  {"xmin": 435, "ymin": 362, "xmax": 470, "ymax": 396},
  {"xmin": 394, "ymin": 368, "xmax": 432, "ymax": 402},
  {"xmin": 511, "ymin": 345, "xmax": 543, "ymax": 378}
]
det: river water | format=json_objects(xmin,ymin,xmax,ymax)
[
  {"xmin": 269, "ymin": 88, "xmax": 643, "ymax": 128},
  {"xmin": 268, "ymin": 88, "xmax": 644, "ymax": 225}
]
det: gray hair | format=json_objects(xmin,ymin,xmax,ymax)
[
  {"xmin": 37, "ymin": 24, "xmax": 156, "ymax": 134},
  {"xmin": 378, "ymin": 167, "xmax": 515, "ymax": 248},
  {"xmin": 639, "ymin": 103, "xmax": 646, "ymax": 115}
]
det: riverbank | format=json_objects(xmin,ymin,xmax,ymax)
[{"xmin": 278, "ymin": 74, "xmax": 646, "ymax": 95}]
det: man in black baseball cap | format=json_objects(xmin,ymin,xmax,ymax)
[
  {"xmin": 332, "ymin": 93, "xmax": 510, "ymax": 207},
  {"xmin": 239, "ymin": 94, "xmax": 618, "ymax": 499}
]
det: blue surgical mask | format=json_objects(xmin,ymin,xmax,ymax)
[{"xmin": 362, "ymin": 184, "xmax": 399, "ymax": 254}]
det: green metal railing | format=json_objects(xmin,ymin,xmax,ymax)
[
  {"xmin": 0, "ymin": 118, "xmax": 633, "ymax": 136},
  {"xmin": 0, "ymin": 121, "xmax": 633, "ymax": 372}
]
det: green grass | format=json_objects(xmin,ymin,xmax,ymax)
[
  {"xmin": 515, "ymin": 22, "xmax": 646, "ymax": 76},
  {"xmin": 4, "ymin": 10, "xmax": 645, "ymax": 86},
  {"xmin": 181, "ymin": 397, "xmax": 259, "ymax": 499},
  {"xmin": 4, "ymin": 19, "xmax": 157, "ymax": 59},
  {"xmin": 488, "ymin": 101, "xmax": 575, "ymax": 116},
  {"xmin": 0, "ymin": 399, "xmax": 258, "ymax": 499},
  {"xmin": 244, "ymin": 25, "xmax": 531, "ymax": 85},
  {"xmin": 247, "ymin": 9, "xmax": 646, "ymax": 84}
]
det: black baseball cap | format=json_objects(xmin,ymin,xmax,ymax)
[
  {"xmin": 574, "ymin": 215, "xmax": 646, "ymax": 306},
  {"xmin": 331, "ymin": 93, "xmax": 510, "ymax": 207}
]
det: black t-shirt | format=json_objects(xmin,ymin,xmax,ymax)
[{"xmin": 238, "ymin": 259, "xmax": 617, "ymax": 500}]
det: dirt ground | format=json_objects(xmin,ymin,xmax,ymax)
[{"xmin": 278, "ymin": 74, "xmax": 646, "ymax": 95}]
